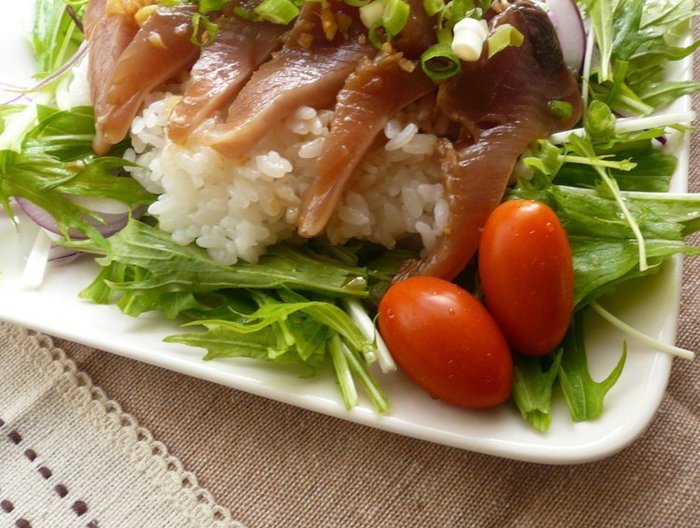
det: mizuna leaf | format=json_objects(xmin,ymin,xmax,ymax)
[
  {"xmin": 559, "ymin": 311, "xmax": 627, "ymax": 422},
  {"xmin": 512, "ymin": 351, "xmax": 563, "ymax": 432}
]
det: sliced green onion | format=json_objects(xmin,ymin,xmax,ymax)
[
  {"xmin": 548, "ymin": 100, "xmax": 574, "ymax": 119},
  {"xmin": 254, "ymin": 0, "xmax": 300, "ymax": 25},
  {"xmin": 344, "ymin": 0, "xmax": 372, "ymax": 6},
  {"xmin": 436, "ymin": 26, "xmax": 452, "ymax": 44},
  {"xmin": 444, "ymin": 0, "xmax": 475, "ymax": 28},
  {"xmin": 190, "ymin": 12, "xmax": 219, "ymax": 47},
  {"xmin": 420, "ymin": 42, "xmax": 461, "ymax": 80},
  {"xmin": 367, "ymin": 19, "xmax": 385, "ymax": 48},
  {"xmin": 423, "ymin": 0, "xmax": 445, "ymax": 17},
  {"xmin": 199, "ymin": 0, "xmax": 229, "ymax": 13},
  {"xmin": 382, "ymin": 0, "xmax": 410, "ymax": 38},
  {"xmin": 486, "ymin": 23, "xmax": 524, "ymax": 59},
  {"xmin": 360, "ymin": 0, "xmax": 385, "ymax": 29},
  {"xmin": 233, "ymin": 6, "xmax": 258, "ymax": 20}
]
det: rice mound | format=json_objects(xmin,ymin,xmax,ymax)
[{"xmin": 125, "ymin": 93, "xmax": 446, "ymax": 265}]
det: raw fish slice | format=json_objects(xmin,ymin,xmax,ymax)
[
  {"xmin": 396, "ymin": 0, "xmax": 583, "ymax": 281},
  {"xmin": 298, "ymin": 52, "xmax": 434, "ymax": 237},
  {"xmin": 393, "ymin": 0, "xmax": 437, "ymax": 58},
  {"xmin": 84, "ymin": 0, "xmax": 106, "ymax": 36},
  {"xmin": 202, "ymin": 3, "xmax": 371, "ymax": 159},
  {"xmin": 84, "ymin": 0, "xmax": 139, "ymax": 154},
  {"xmin": 167, "ymin": 14, "xmax": 286, "ymax": 144},
  {"xmin": 94, "ymin": 5, "xmax": 200, "ymax": 154}
]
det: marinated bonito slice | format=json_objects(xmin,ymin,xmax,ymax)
[
  {"xmin": 396, "ymin": 0, "xmax": 583, "ymax": 281},
  {"xmin": 202, "ymin": 2, "xmax": 371, "ymax": 159},
  {"xmin": 85, "ymin": 0, "xmax": 139, "ymax": 154},
  {"xmin": 298, "ymin": 51, "xmax": 434, "ymax": 237},
  {"xmin": 93, "ymin": 5, "xmax": 200, "ymax": 154},
  {"xmin": 392, "ymin": 0, "xmax": 437, "ymax": 58},
  {"xmin": 167, "ymin": 13, "xmax": 286, "ymax": 144}
]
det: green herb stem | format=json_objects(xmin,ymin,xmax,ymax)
[
  {"xmin": 549, "ymin": 110, "xmax": 696, "ymax": 145},
  {"xmin": 561, "ymin": 155, "xmax": 636, "ymax": 172},
  {"xmin": 329, "ymin": 335, "xmax": 359, "ymax": 410},
  {"xmin": 582, "ymin": 29, "xmax": 596, "ymax": 109},
  {"xmin": 590, "ymin": 301, "xmax": 695, "ymax": 360},
  {"xmin": 597, "ymin": 167, "xmax": 647, "ymax": 270},
  {"xmin": 343, "ymin": 342, "xmax": 392, "ymax": 414},
  {"xmin": 567, "ymin": 134, "xmax": 649, "ymax": 271},
  {"xmin": 343, "ymin": 299, "xmax": 397, "ymax": 372}
]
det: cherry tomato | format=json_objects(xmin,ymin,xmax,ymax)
[
  {"xmin": 478, "ymin": 199, "xmax": 574, "ymax": 357},
  {"xmin": 378, "ymin": 276, "xmax": 513, "ymax": 409}
]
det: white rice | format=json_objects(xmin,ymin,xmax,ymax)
[{"xmin": 124, "ymin": 92, "xmax": 446, "ymax": 265}]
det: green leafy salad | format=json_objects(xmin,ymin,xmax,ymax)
[{"xmin": 1, "ymin": 0, "xmax": 699, "ymax": 432}]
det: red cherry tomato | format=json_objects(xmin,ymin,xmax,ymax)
[
  {"xmin": 478, "ymin": 199, "xmax": 574, "ymax": 357},
  {"xmin": 378, "ymin": 276, "xmax": 513, "ymax": 409}
]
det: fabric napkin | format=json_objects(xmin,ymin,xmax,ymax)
[{"xmin": 0, "ymin": 323, "xmax": 242, "ymax": 528}]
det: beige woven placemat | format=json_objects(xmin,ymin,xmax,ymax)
[{"xmin": 0, "ymin": 324, "xmax": 243, "ymax": 528}]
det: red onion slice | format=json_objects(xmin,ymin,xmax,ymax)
[
  {"xmin": 48, "ymin": 244, "xmax": 81, "ymax": 264},
  {"xmin": 0, "ymin": 44, "xmax": 88, "ymax": 106},
  {"xmin": 545, "ymin": 0, "xmax": 587, "ymax": 73},
  {"xmin": 16, "ymin": 196, "xmax": 133, "ymax": 239}
]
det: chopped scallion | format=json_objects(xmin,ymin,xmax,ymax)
[
  {"xmin": 360, "ymin": 0, "xmax": 385, "ymax": 29},
  {"xmin": 423, "ymin": 0, "xmax": 445, "ymax": 17},
  {"xmin": 254, "ymin": 0, "xmax": 300, "ymax": 25},
  {"xmin": 420, "ymin": 42, "xmax": 461, "ymax": 80},
  {"xmin": 486, "ymin": 23, "xmax": 523, "ymax": 59},
  {"xmin": 190, "ymin": 12, "xmax": 219, "ymax": 47},
  {"xmin": 233, "ymin": 6, "xmax": 258, "ymax": 21},
  {"xmin": 382, "ymin": 0, "xmax": 410, "ymax": 38},
  {"xmin": 367, "ymin": 19, "xmax": 385, "ymax": 48},
  {"xmin": 198, "ymin": 0, "xmax": 229, "ymax": 13}
]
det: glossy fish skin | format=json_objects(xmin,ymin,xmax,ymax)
[
  {"xmin": 202, "ymin": 2, "xmax": 371, "ymax": 159},
  {"xmin": 84, "ymin": 0, "xmax": 106, "ymax": 36},
  {"xmin": 396, "ymin": 1, "xmax": 583, "ymax": 281},
  {"xmin": 298, "ymin": 51, "xmax": 434, "ymax": 238},
  {"xmin": 85, "ymin": 0, "xmax": 139, "ymax": 154},
  {"xmin": 392, "ymin": 0, "xmax": 437, "ymax": 58},
  {"xmin": 93, "ymin": 5, "xmax": 200, "ymax": 154},
  {"xmin": 167, "ymin": 15, "xmax": 286, "ymax": 144}
]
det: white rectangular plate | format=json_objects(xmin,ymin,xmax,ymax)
[{"xmin": 0, "ymin": 2, "xmax": 691, "ymax": 464}]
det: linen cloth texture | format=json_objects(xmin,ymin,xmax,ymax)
[{"xmin": 0, "ymin": 324, "xmax": 241, "ymax": 528}]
